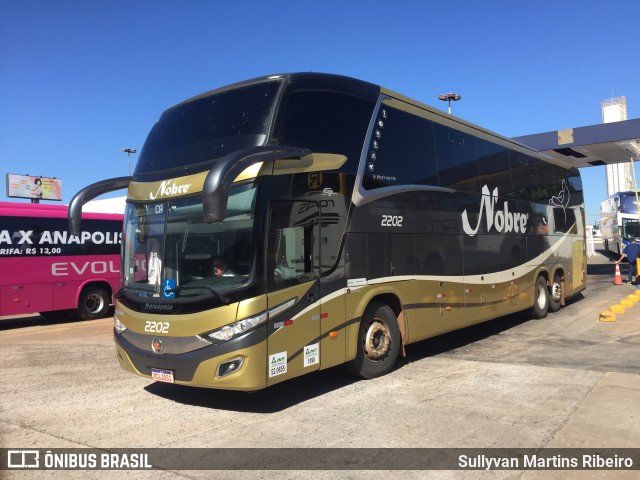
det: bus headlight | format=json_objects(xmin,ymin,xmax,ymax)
[{"xmin": 204, "ymin": 311, "xmax": 268, "ymax": 344}]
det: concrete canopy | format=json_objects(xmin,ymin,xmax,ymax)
[{"xmin": 513, "ymin": 118, "xmax": 640, "ymax": 168}]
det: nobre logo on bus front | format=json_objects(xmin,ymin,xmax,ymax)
[
  {"xmin": 462, "ymin": 186, "xmax": 529, "ymax": 237},
  {"xmin": 149, "ymin": 180, "xmax": 191, "ymax": 200}
]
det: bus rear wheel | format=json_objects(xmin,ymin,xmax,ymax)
[
  {"xmin": 78, "ymin": 286, "xmax": 110, "ymax": 320},
  {"xmin": 548, "ymin": 274, "xmax": 563, "ymax": 313},
  {"xmin": 532, "ymin": 275, "xmax": 549, "ymax": 319},
  {"xmin": 348, "ymin": 302, "xmax": 401, "ymax": 379}
]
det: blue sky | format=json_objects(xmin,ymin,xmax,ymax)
[{"xmin": 1, "ymin": 0, "xmax": 639, "ymax": 225}]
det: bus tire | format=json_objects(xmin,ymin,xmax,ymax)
[
  {"xmin": 348, "ymin": 302, "xmax": 401, "ymax": 379},
  {"xmin": 77, "ymin": 286, "xmax": 110, "ymax": 320},
  {"xmin": 532, "ymin": 275, "xmax": 549, "ymax": 319},
  {"xmin": 548, "ymin": 273, "xmax": 562, "ymax": 312}
]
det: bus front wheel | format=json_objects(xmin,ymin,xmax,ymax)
[
  {"xmin": 532, "ymin": 276, "xmax": 549, "ymax": 319},
  {"xmin": 348, "ymin": 302, "xmax": 401, "ymax": 379},
  {"xmin": 78, "ymin": 286, "xmax": 110, "ymax": 320}
]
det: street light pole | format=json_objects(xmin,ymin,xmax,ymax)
[
  {"xmin": 438, "ymin": 93, "xmax": 461, "ymax": 114},
  {"xmin": 122, "ymin": 148, "xmax": 137, "ymax": 176}
]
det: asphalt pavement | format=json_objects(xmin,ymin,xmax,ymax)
[{"xmin": 0, "ymin": 246, "xmax": 639, "ymax": 480}]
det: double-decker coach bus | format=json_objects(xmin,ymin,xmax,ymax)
[
  {"xmin": 600, "ymin": 191, "xmax": 640, "ymax": 255},
  {"xmin": 1, "ymin": 202, "xmax": 122, "ymax": 319},
  {"xmin": 69, "ymin": 73, "xmax": 585, "ymax": 390}
]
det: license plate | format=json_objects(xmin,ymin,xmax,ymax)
[{"xmin": 151, "ymin": 368, "xmax": 174, "ymax": 383}]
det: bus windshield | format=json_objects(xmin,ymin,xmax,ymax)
[
  {"xmin": 622, "ymin": 218, "xmax": 640, "ymax": 239},
  {"xmin": 136, "ymin": 80, "xmax": 281, "ymax": 174},
  {"xmin": 122, "ymin": 181, "xmax": 257, "ymax": 299}
]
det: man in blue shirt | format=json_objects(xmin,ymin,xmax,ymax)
[{"xmin": 616, "ymin": 238, "xmax": 640, "ymax": 284}]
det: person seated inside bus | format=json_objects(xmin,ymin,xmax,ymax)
[{"xmin": 213, "ymin": 258, "xmax": 236, "ymax": 277}]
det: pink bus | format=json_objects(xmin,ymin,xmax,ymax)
[{"xmin": 0, "ymin": 202, "xmax": 122, "ymax": 319}]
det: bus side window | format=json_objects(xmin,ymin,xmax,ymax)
[{"xmin": 433, "ymin": 123, "xmax": 480, "ymax": 192}]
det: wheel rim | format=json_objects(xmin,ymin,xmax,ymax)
[
  {"xmin": 364, "ymin": 321, "xmax": 390, "ymax": 360},
  {"xmin": 536, "ymin": 283, "xmax": 547, "ymax": 310},
  {"xmin": 85, "ymin": 293, "xmax": 105, "ymax": 314},
  {"xmin": 551, "ymin": 282, "xmax": 562, "ymax": 302}
]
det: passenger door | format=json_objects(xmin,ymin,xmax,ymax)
[{"xmin": 266, "ymin": 200, "xmax": 321, "ymax": 387}]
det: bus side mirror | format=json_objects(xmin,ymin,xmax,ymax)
[
  {"xmin": 202, "ymin": 146, "xmax": 310, "ymax": 223},
  {"xmin": 68, "ymin": 176, "xmax": 132, "ymax": 235}
]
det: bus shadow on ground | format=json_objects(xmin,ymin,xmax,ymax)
[
  {"xmin": 0, "ymin": 307, "xmax": 115, "ymax": 331},
  {"xmin": 144, "ymin": 307, "xmax": 552, "ymax": 412},
  {"xmin": 588, "ymin": 249, "xmax": 617, "ymax": 277},
  {"xmin": 401, "ymin": 310, "xmax": 533, "ymax": 362},
  {"xmin": 587, "ymin": 263, "xmax": 614, "ymax": 276},
  {"xmin": 144, "ymin": 365, "xmax": 360, "ymax": 413}
]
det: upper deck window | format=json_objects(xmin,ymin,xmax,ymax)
[
  {"xmin": 277, "ymin": 91, "xmax": 376, "ymax": 173},
  {"xmin": 362, "ymin": 105, "xmax": 438, "ymax": 189},
  {"xmin": 136, "ymin": 81, "xmax": 281, "ymax": 175}
]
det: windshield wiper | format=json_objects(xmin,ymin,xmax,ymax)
[
  {"xmin": 117, "ymin": 285, "xmax": 158, "ymax": 296},
  {"xmin": 168, "ymin": 285, "xmax": 230, "ymax": 304}
]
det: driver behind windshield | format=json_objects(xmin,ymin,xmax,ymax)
[{"xmin": 213, "ymin": 258, "xmax": 236, "ymax": 277}]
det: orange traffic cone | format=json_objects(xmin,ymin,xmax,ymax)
[{"xmin": 614, "ymin": 263, "xmax": 623, "ymax": 285}]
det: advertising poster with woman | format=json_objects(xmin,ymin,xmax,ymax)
[{"xmin": 6, "ymin": 174, "xmax": 63, "ymax": 201}]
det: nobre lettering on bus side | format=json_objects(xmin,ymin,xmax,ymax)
[
  {"xmin": 52, "ymin": 260, "xmax": 119, "ymax": 276},
  {"xmin": 149, "ymin": 180, "xmax": 191, "ymax": 200},
  {"xmin": 462, "ymin": 185, "xmax": 529, "ymax": 237}
]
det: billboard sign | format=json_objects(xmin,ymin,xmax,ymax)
[{"xmin": 6, "ymin": 174, "xmax": 63, "ymax": 201}]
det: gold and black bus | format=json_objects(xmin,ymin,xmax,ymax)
[{"xmin": 69, "ymin": 73, "xmax": 586, "ymax": 390}]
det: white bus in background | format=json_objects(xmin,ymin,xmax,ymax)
[{"xmin": 601, "ymin": 191, "xmax": 640, "ymax": 254}]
